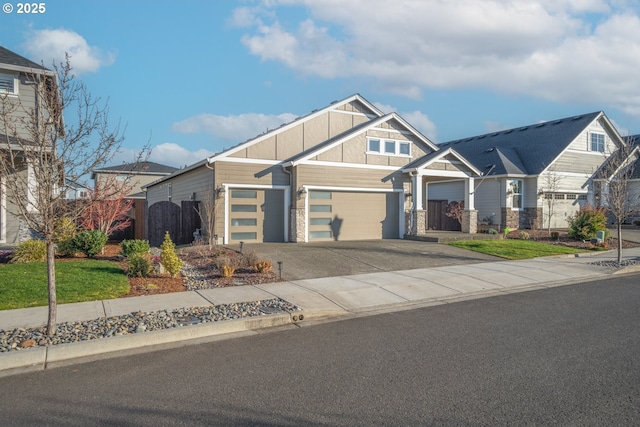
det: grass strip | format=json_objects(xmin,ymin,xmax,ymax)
[
  {"xmin": 0, "ymin": 259, "xmax": 129, "ymax": 310},
  {"xmin": 448, "ymin": 239, "xmax": 586, "ymax": 260}
]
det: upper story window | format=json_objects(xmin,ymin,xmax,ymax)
[
  {"xmin": 0, "ymin": 73, "xmax": 17, "ymax": 95},
  {"xmin": 590, "ymin": 133, "xmax": 605, "ymax": 152},
  {"xmin": 367, "ymin": 137, "xmax": 412, "ymax": 157}
]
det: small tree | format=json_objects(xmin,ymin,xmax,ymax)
[
  {"xmin": 160, "ymin": 231, "xmax": 182, "ymax": 277},
  {"xmin": 0, "ymin": 56, "xmax": 148, "ymax": 336}
]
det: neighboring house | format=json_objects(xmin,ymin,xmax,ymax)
[
  {"xmin": 63, "ymin": 178, "xmax": 91, "ymax": 200},
  {"xmin": 144, "ymin": 94, "xmax": 480, "ymax": 246},
  {"xmin": 0, "ymin": 46, "xmax": 58, "ymax": 244},
  {"xmin": 430, "ymin": 111, "xmax": 625, "ymax": 230},
  {"xmin": 91, "ymin": 161, "xmax": 178, "ymax": 240}
]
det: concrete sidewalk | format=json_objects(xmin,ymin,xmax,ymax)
[{"xmin": 2, "ymin": 248, "xmax": 640, "ymax": 375}]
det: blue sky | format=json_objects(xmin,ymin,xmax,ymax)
[{"xmin": 2, "ymin": 0, "xmax": 640, "ymax": 169}]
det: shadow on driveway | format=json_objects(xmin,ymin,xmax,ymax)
[{"xmin": 234, "ymin": 239, "xmax": 501, "ymax": 281}]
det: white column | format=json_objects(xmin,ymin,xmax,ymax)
[
  {"xmin": 465, "ymin": 177, "xmax": 475, "ymax": 210},
  {"xmin": 413, "ymin": 174, "xmax": 423, "ymax": 210}
]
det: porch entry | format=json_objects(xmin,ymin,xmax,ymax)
[{"xmin": 427, "ymin": 200, "xmax": 461, "ymax": 231}]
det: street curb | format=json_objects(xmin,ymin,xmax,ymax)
[{"xmin": 0, "ymin": 312, "xmax": 296, "ymax": 377}]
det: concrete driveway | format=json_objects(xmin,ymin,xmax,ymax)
[{"xmin": 238, "ymin": 239, "xmax": 501, "ymax": 281}]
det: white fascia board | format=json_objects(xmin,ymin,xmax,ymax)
[
  {"xmin": 303, "ymin": 159, "xmax": 402, "ymax": 171},
  {"xmin": 1, "ymin": 63, "xmax": 55, "ymax": 77},
  {"xmin": 207, "ymin": 94, "xmax": 384, "ymax": 164},
  {"xmin": 402, "ymin": 148, "xmax": 482, "ymax": 176},
  {"xmin": 301, "ymin": 184, "xmax": 402, "ymax": 193}
]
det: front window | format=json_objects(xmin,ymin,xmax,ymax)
[
  {"xmin": 366, "ymin": 137, "xmax": 412, "ymax": 157},
  {"xmin": 511, "ymin": 180, "xmax": 523, "ymax": 209},
  {"xmin": 591, "ymin": 133, "xmax": 605, "ymax": 152}
]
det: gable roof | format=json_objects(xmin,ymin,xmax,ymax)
[
  {"xmin": 92, "ymin": 161, "xmax": 178, "ymax": 179},
  {"xmin": 438, "ymin": 111, "xmax": 604, "ymax": 176},
  {"xmin": 284, "ymin": 112, "xmax": 438, "ymax": 166},
  {"xmin": 206, "ymin": 93, "xmax": 384, "ymax": 164},
  {"xmin": 0, "ymin": 46, "xmax": 50, "ymax": 74},
  {"xmin": 146, "ymin": 94, "xmax": 386, "ymax": 187},
  {"xmin": 402, "ymin": 146, "xmax": 482, "ymax": 176}
]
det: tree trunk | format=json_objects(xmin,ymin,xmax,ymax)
[
  {"xmin": 46, "ymin": 241, "xmax": 57, "ymax": 336},
  {"xmin": 617, "ymin": 222, "xmax": 623, "ymax": 265}
]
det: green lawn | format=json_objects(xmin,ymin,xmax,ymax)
[
  {"xmin": 0, "ymin": 260, "xmax": 130, "ymax": 310},
  {"xmin": 448, "ymin": 239, "xmax": 586, "ymax": 260}
]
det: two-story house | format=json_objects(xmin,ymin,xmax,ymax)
[{"xmin": 0, "ymin": 46, "xmax": 58, "ymax": 244}]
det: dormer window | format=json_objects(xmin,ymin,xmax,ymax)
[
  {"xmin": 367, "ymin": 137, "xmax": 412, "ymax": 157},
  {"xmin": 0, "ymin": 73, "xmax": 17, "ymax": 95}
]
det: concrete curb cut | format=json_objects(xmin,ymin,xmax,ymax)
[{"xmin": 0, "ymin": 312, "xmax": 297, "ymax": 378}]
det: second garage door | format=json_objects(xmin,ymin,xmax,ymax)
[{"xmin": 308, "ymin": 190, "xmax": 400, "ymax": 241}]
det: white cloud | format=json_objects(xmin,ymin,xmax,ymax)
[
  {"xmin": 235, "ymin": 0, "xmax": 640, "ymax": 115},
  {"xmin": 23, "ymin": 28, "xmax": 115, "ymax": 74},
  {"xmin": 374, "ymin": 102, "xmax": 438, "ymax": 141},
  {"xmin": 172, "ymin": 112, "xmax": 298, "ymax": 142}
]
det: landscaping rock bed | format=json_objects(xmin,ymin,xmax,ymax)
[{"xmin": 0, "ymin": 298, "xmax": 299, "ymax": 353}]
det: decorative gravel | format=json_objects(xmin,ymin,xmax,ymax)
[
  {"xmin": 588, "ymin": 259, "xmax": 640, "ymax": 268},
  {"xmin": 0, "ymin": 298, "xmax": 299, "ymax": 353}
]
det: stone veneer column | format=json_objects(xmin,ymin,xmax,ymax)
[
  {"xmin": 415, "ymin": 210, "xmax": 427, "ymax": 234},
  {"xmin": 289, "ymin": 207, "xmax": 306, "ymax": 242},
  {"xmin": 462, "ymin": 209, "xmax": 478, "ymax": 234}
]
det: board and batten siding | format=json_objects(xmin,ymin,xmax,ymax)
[{"xmin": 228, "ymin": 100, "xmax": 373, "ymax": 162}]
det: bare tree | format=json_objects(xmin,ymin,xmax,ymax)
[
  {"xmin": 594, "ymin": 144, "xmax": 640, "ymax": 264},
  {"xmin": 0, "ymin": 57, "xmax": 147, "ymax": 336},
  {"xmin": 540, "ymin": 170, "xmax": 563, "ymax": 234},
  {"xmin": 194, "ymin": 182, "xmax": 223, "ymax": 250}
]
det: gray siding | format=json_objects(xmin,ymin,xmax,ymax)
[
  {"xmin": 474, "ymin": 180, "xmax": 501, "ymax": 223},
  {"xmin": 146, "ymin": 166, "xmax": 213, "ymax": 206}
]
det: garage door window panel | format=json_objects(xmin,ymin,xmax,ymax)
[
  {"xmin": 231, "ymin": 232, "xmax": 257, "ymax": 240},
  {"xmin": 231, "ymin": 218, "xmax": 257, "ymax": 226},
  {"xmin": 310, "ymin": 205, "xmax": 332, "ymax": 212},
  {"xmin": 231, "ymin": 204, "xmax": 257, "ymax": 213}
]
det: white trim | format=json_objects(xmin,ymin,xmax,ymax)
[
  {"xmin": 218, "ymin": 157, "xmax": 280, "ymax": 165},
  {"xmin": 298, "ymin": 159, "xmax": 403, "ymax": 171},
  {"xmin": 222, "ymin": 183, "xmax": 289, "ymax": 244},
  {"xmin": 303, "ymin": 185, "xmax": 402, "ymax": 193},
  {"xmin": 370, "ymin": 127, "xmax": 413, "ymax": 135},
  {"xmin": 208, "ymin": 94, "xmax": 384, "ymax": 164}
]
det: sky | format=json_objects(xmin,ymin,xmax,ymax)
[{"xmin": 2, "ymin": 0, "xmax": 640, "ymax": 170}]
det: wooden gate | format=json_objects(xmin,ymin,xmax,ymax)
[
  {"xmin": 148, "ymin": 201, "xmax": 181, "ymax": 247},
  {"xmin": 427, "ymin": 200, "xmax": 461, "ymax": 231}
]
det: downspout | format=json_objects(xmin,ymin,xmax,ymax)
[
  {"xmin": 282, "ymin": 163, "xmax": 293, "ymax": 242},
  {"xmin": 205, "ymin": 161, "xmax": 216, "ymax": 244}
]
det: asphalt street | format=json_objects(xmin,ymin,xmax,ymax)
[{"xmin": 1, "ymin": 275, "xmax": 639, "ymax": 426}]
